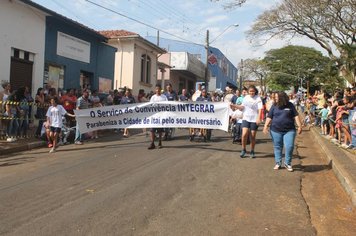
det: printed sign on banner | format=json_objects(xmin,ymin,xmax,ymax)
[{"xmin": 74, "ymin": 101, "xmax": 230, "ymax": 133}]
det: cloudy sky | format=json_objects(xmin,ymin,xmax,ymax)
[{"xmin": 31, "ymin": 0, "xmax": 324, "ymax": 65}]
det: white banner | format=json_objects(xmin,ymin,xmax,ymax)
[{"xmin": 74, "ymin": 101, "xmax": 230, "ymax": 133}]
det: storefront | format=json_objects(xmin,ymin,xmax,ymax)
[{"xmin": 44, "ymin": 16, "xmax": 116, "ymax": 93}]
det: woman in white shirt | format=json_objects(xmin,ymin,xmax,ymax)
[
  {"xmin": 46, "ymin": 97, "xmax": 75, "ymax": 153},
  {"xmin": 232, "ymin": 85, "xmax": 262, "ymax": 158}
]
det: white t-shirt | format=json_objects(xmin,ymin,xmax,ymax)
[
  {"xmin": 46, "ymin": 105, "xmax": 67, "ymax": 128},
  {"xmin": 242, "ymin": 95, "xmax": 263, "ymax": 122},
  {"xmin": 150, "ymin": 94, "xmax": 168, "ymax": 102},
  {"xmin": 231, "ymin": 109, "xmax": 243, "ymax": 124}
]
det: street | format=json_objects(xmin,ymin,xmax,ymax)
[{"xmin": 0, "ymin": 129, "xmax": 355, "ymax": 235}]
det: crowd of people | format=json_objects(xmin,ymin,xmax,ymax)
[
  {"xmin": 294, "ymin": 88, "xmax": 356, "ymax": 150},
  {"xmin": 1, "ymin": 80, "xmax": 355, "ymax": 164}
]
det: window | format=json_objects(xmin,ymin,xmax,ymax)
[{"xmin": 140, "ymin": 54, "xmax": 151, "ymax": 84}]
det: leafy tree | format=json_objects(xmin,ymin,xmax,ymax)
[
  {"xmin": 263, "ymin": 45, "xmax": 342, "ymax": 93},
  {"xmin": 245, "ymin": 0, "xmax": 355, "ymax": 84},
  {"xmin": 239, "ymin": 59, "xmax": 268, "ymax": 93}
]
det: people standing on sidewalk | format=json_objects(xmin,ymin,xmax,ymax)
[
  {"xmin": 263, "ymin": 91, "xmax": 302, "ymax": 172},
  {"xmin": 35, "ymin": 87, "xmax": 48, "ymax": 138},
  {"xmin": 4, "ymin": 90, "xmax": 19, "ymax": 142},
  {"xmin": 74, "ymin": 89, "xmax": 90, "ymax": 145},
  {"xmin": 232, "ymin": 85, "xmax": 263, "ymax": 158},
  {"xmin": 17, "ymin": 87, "xmax": 30, "ymax": 138},
  {"xmin": 61, "ymin": 88, "xmax": 77, "ymax": 127},
  {"xmin": 46, "ymin": 97, "xmax": 75, "ymax": 153},
  {"xmin": 0, "ymin": 81, "xmax": 11, "ymax": 137},
  {"xmin": 148, "ymin": 84, "xmax": 167, "ymax": 150},
  {"xmin": 319, "ymin": 103, "xmax": 330, "ymax": 135}
]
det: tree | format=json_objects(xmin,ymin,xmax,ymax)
[
  {"xmin": 246, "ymin": 0, "xmax": 356, "ymax": 84},
  {"xmin": 239, "ymin": 59, "xmax": 268, "ymax": 93},
  {"xmin": 263, "ymin": 45, "xmax": 342, "ymax": 93}
]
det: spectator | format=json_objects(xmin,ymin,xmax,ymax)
[
  {"xmin": 61, "ymin": 88, "xmax": 77, "ymax": 127},
  {"xmin": 35, "ymin": 87, "xmax": 47, "ymax": 138},
  {"xmin": 0, "ymin": 81, "xmax": 11, "ymax": 136},
  {"xmin": 319, "ymin": 103, "xmax": 329, "ymax": 135},
  {"xmin": 4, "ymin": 91, "xmax": 19, "ymax": 142}
]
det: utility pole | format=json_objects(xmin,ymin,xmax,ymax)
[
  {"xmin": 204, "ymin": 30, "xmax": 209, "ymax": 91},
  {"xmin": 239, "ymin": 59, "xmax": 243, "ymax": 91}
]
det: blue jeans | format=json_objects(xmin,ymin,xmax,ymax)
[
  {"xmin": 270, "ymin": 130, "xmax": 296, "ymax": 165},
  {"xmin": 75, "ymin": 122, "xmax": 82, "ymax": 142},
  {"xmin": 7, "ymin": 116, "xmax": 19, "ymax": 137},
  {"xmin": 349, "ymin": 110, "xmax": 356, "ymax": 147}
]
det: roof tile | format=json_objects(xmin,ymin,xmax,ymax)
[{"xmin": 98, "ymin": 30, "xmax": 138, "ymax": 38}]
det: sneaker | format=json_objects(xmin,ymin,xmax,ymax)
[
  {"xmin": 284, "ymin": 163, "xmax": 293, "ymax": 172},
  {"xmin": 274, "ymin": 164, "xmax": 281, "ymax": 170},
  {"xmin": 240, "ymin": 149, "xmax": 246, "ymax": 158},
  {"xmin": 6, "ymin": 137, "xmax": 14, "ymax": 142},
  {"xmin": 75, "ymin": 141, "xmax": 83, "ymax": 145},
  {"xmin": 250, "ymin": 150, "xmax": 256, "ymax": 158},
  {"xmin": 48, "ymin": 143, "xmax": 53, "ymax": 148},
  {"xmin": 49, "ymin": 148, "xmax": 55, "ymax": 153},
  {"xmin": 148, "ymin": 143, "xmax": 155, "ymax": 150},
  {"xmin": 341, "ymin": 143, "xmax": 349, "ymax": 149}
]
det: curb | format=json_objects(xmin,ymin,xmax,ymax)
[
  {"xmin": 0, "ymin": 141, "xmax": 46, "ymax": 158},
  {"xmin": 311, "ymin": 128, "xmax": 356, "ymax": 206}
]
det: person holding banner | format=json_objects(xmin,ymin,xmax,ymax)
[
  {"xmin": 148, "ymin": 84, "xmax": 168, "ymax": 149},
  {"xmin": 121, "ymin": 89, "xmax": 136, "ymax": 137},
  {"xmin": 46, "ymin": 97, "xmax": 76, "ymax": 153},
  {"xmin": 193, "ymin": 89, "xmax": 212, "ymax": 142},
  {"xmin": 74, "ymin": 89, "xmax": 90, "ymax": 145}
]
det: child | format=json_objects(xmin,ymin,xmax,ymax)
[
  {"xmin": 303, "ymin": 111, "xmax": 311, "ymax": 130},
  {"xmin": 231, "ymin": 108, "xmax": 243, "ymax": 143},
  {"xmin": 46, "ymin": 97, "xmax": 75, "ymax": 153},
  {"xmin": 319, "ymin": 103, "xmax": 329, "ymax": 135}
]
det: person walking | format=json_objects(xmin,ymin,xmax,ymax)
[
  {"xmin": 148, "ymin": 84, "xmax": 167, "ymax": 149},
  {"xmin": 46, "ymin": 97, "xmax": 75, "ymax": 153},
  {"xmin": 120, "ymin": 89, "xmax": 135, "ymax": 137},
  {"xmin": 74, "ymin": 89, "xmax": 90, "ymax": 145},
  {"xmin": 263, "ymin": 91, "xmax": 302, "ymax": 172},
  {"xmin": 233, "ymin": 85, "xmax": 263, "ymax": 158}
]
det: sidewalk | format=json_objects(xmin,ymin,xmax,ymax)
[{"xmin": 310, "ymin": 127, "xmax": 356, "ymax": 206}]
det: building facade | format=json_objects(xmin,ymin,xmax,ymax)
[
  {"xmin": 0, "ymin": 0, "xmax": 116, "ymax": 95},
  {"xmin": 45, "ymin": 17, "xmax": 116, "ymax": 93},
  {"xmin": 0, "ymin": 0, "xmax": 46, "ymax": 94},
  {"xmin": 99, "ymin": 30, "xmax": 166, "ymax": 96},
  {"xmin": 146, "ymin": 36, "xmax": 238, "ymax": 92}
]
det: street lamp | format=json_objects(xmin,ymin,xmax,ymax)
[{"xmin": 204, "ymin": 24, "xmax": 239, "ymax": 91}]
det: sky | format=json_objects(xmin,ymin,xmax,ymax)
[{"xmin": 31, "ymin": 0, "xmax": 325, "ymax": 66}]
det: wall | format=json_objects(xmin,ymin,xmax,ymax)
[
  {"xmin": 45, "ymin": 17, "xmax": 115, "ymax": 91},
  {"xmin": 0, "ymin": 0, "xmax": 46, "ymax": 94}
]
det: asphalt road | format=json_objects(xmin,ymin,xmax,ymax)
[{"xmin": 0, "ymin": 129, "xmax": 354, "ymax": 235}]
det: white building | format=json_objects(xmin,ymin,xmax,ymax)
[{"xmin": 0, "ymin": 0, "xmax": 46, "ymax": 94}]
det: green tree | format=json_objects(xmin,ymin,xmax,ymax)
[
  {"xmin": 245, "ymin": 0, "xmax": 355, "ymax": 84},
  {"xmin": 263, "ymin": 45, "xmax": 342, "ymax": 92}
]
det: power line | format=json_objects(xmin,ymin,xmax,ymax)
[{"xmin": 84, "ymin": 0, "xmax": 203, "ymax": 46}]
